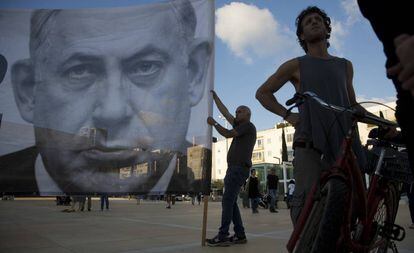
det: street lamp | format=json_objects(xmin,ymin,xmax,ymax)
[{"xmin": 273, "ymin": 156, "xmax": 281, "ymax": 165}]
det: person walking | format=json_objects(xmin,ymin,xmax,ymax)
[
  {"xmin": 267, "ymin": 168, "xmax": 279, "ymax": 213},
  {"xmin": 240, "ymin": 181, "xmax": 250, "ymax": 208},
  {"xmin": 206, "ymin": 90, "xmax": 256, "ymax": 247},
  {"xmin": 165, "ymin": 194, "xmax": 172, "ymax": 209},
  {"xmin": 248, "ymin": 169, "xmax": 261, "ymax": 214},
  {"xmin": 100, "ymin": 195, "xmax": 109, "ymax": 211},
  {"xmin": 286, "ymin": 179, "xmax": 296, "ymax": 209},
  {"xmin": 196, "ymin": 192, "xmax": 202, "ymax": 205},
  {"xmin": 86, "ymin": 195, "xmax": 92, "ymax": 211}
]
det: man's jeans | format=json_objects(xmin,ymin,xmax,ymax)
[
  {"xmin": 268, "ymin": 189, "xmax": 277, "ymax": 209},
  {"xmin": 250, "ymin": 197, "xmax": 260, "ymax": 212},
  {"xmin": 291, "ymin": 147, "xmax": 329, "ymax": 226},
  {"xmin": 100, "ymin": 195, "xmax": 109, "ymax": 210},
  {"xmin": 218, "ymin": 165, "xmax": 249, "ymax": 239}
]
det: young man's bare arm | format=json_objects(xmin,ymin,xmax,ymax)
[
  {"xmin": 211, "ymin": 90, "xmax": 234, "ymax": 126},
  {"xmin": 347, "ymin": 60, "xmax": 398, "ymax": 138},
  {"xmin": 255, "ymin": 58, "xmax": 300, "ymax": 124},
  {"xmin": 345, "ymin": 60, "xmax": 381, "ymax": 123}
]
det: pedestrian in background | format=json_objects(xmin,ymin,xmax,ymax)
[
  {"xmin": 100, "ymin": 195, "xmax": 109, "ymax": 211},
  {"xmin": 267, "ymin": 168, "xmax": 279, "ymax": 213},
  {"xmin": 248, "ymin": 169, "xmax": 261, "ymax": 214}
]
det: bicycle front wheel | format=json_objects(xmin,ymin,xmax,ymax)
[
  {"xmin": 295, "ymin": 177, "xmax": 349, "ymax": 253},
  {"xmin": 368, "ymin": 183, "xmax": 399, "ymax": 253}
]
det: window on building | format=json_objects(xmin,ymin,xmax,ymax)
[
  {"xmin": 287, "ymin": 133, "xmax": 293, "ymax": 142},
  {"xmin": 268, "ymin": 151, "xmax": 272, "ymax": 156},
  {"xmin": 256, "ymin": 139, "xmax": 263, "ymax": 149},
  {"xmin": 218, "ymin": 170, "xmax": 221, "ymax": 175},
  {"xmin": 252, "ymin": 151, "xmax": 264, "ymax": 162},
  {"xmin": 267, "ymin": 138, "xmax": 271, "ymax": 144}
]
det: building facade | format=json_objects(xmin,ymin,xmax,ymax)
[{"xmin": 212, "ymin": 123, "xmax": 295, "ymax": 180}]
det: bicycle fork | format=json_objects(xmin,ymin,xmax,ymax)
[{"xmin": 354, "ymin": 148, "xmax": 405, "ymax": 252}]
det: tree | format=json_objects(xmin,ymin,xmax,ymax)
[{"xmin": 281, "ymin": 128, "xmax": 288, "ymax": 162}]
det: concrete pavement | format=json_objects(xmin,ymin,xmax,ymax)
[{"xmin": 0, "ymin": 198, "xmax": 413, "ymax": 253}]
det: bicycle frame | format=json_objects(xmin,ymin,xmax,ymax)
[{"xmin": 286, "ymin": 102, "xmax": 400, "ymax": 253}]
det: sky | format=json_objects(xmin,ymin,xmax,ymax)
[{"xmin": 0, "ymin": 0, "xmax": 397, "ymax": 132}]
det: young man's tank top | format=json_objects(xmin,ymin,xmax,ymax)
[{"xmin": 294, "ymin": 55, "xmax": 366, "ymax": 168}]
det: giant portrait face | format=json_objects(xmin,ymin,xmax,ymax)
[{"xmin": 0, "ymin": 0, "xmax": 214, "ymax": 195}]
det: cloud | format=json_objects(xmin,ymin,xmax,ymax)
[
  {"xmin": 340, "ymin": 0, "xmax": 362, "ymax": 26},
  {"xmin": 329, "ymin": 0, "xmax": 365, "ymax": 55},
  {"xmin": 215, "ymin": 2, "xmax": 298, "ymax": 64},
  {"xmin": 329, "ymin": 18, "xmax": 348, "ymax": 56},
  {"xmin": 356, "ymin": 95, "xmax": 396, "ymax": 108}
]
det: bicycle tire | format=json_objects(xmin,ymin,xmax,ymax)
[
  {"xmin": 368, "ymin": 183, "xmax": 399, "ymax": 253},
  {"xmin": 295, "ymin": 178, "xmax": 348, "ymax": 253}
]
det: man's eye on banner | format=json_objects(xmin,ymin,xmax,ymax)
[{"xmin": 0, "ymin": 0, "xmax": 214, "ymax": 196}]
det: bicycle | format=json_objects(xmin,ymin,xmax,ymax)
[{"xmin": 285, "ymin": 91, "xmax": 412, "ymax": 253}]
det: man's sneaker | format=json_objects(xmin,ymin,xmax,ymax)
[
  {"xmin": 206, "ymin": 235, "xmax": 232, "ymax": 247},
  {"xmin": 229, "ymin": 234, "xmax": 247, "ymax": 244}
]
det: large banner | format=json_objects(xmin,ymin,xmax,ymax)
[{"xmin": 0, "ymin": 0, "xmax": 214, "ymax": 196}]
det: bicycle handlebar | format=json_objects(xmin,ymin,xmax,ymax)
[{"xmin": 285, "ymin": 91, "xmax": 398, "ymax": 128}]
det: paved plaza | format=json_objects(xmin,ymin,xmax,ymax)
[{"xmin": 0, "ymin": 198, "xmax": 413, "ymax": 253}]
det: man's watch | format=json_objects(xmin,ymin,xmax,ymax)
[{"xmin": 214, "ymin": 122, "xmax": 218, "ymax": 126}]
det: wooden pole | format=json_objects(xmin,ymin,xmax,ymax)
[{"xmin": 201, "ymin": 194, "xmax": 209, "ymax": 246}]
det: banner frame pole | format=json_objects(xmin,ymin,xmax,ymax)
[{"xmin": 201, "ymin": 194, "xmax": 209, "ymax": 246}]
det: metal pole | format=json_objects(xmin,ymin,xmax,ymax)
[{"xmin": 282, "ymin": 162, "xmax": 288, "ymax": 195}]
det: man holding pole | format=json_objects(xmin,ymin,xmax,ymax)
[{"xmin": 206, "ymin": 90, "xmax": 256, "ymax": 247}]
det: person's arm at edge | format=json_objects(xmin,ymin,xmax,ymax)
[{"xmin": 387, "ymin": 34, "xmax": 414, "ymax": 95}]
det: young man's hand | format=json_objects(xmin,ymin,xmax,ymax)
[{"xmin": 285, "ymin": 112, "xmax": 300, "ymax": 126}]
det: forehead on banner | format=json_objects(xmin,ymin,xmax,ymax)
[{"xmin": 29, "ymin": 0, "xmax": 197, "ymax": 57}]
